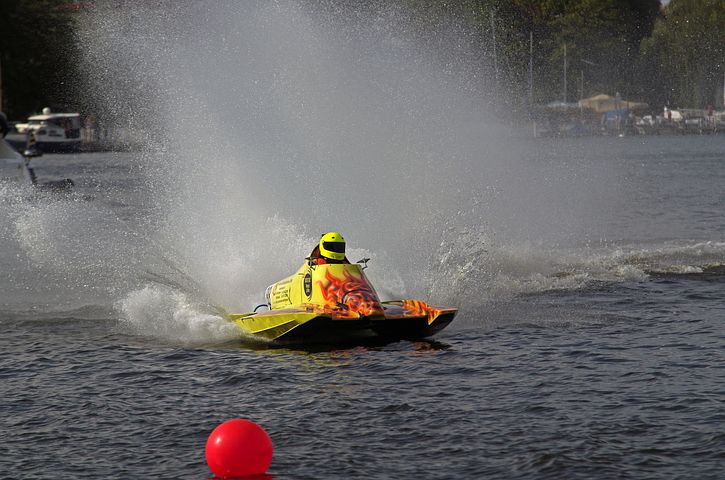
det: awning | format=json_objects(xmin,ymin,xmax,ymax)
[{"xmin": 578, "ymin": 94, "xmax": 648, "ymax": 113}]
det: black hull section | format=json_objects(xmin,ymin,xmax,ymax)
[
  {"xmin": 272, "ymin": 312, "xmax": 456, "ymax": 345},
  {"xmin": 371, "ymin": 312, "xmax": 457, "ymax": 340},
  {"xmin": 273, "ymin": 316, "xmax": 374, "ymax": 345}
]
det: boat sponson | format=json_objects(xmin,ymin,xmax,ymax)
[
  {"xmin": 376, "ymin": 300, "xmax": 458, "ymax": 339},
  {"xmin": 228, "ymin": 308, "xmax": 372, "ymax": 343}
]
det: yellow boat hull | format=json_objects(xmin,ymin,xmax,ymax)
[{"xmin": 228, "ymin": 300, "xmax": 456, "ymax": 345}]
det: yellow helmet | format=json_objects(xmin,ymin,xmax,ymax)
[{"xmin": 319, "ymin": 231, "xmax": 346, "ymax": 261}]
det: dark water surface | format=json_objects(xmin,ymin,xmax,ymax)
[{"xmin": 1, "ymin": 136, "xmax": 724, "ymax": 479}]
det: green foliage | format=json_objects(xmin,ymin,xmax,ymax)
[
  {"xmin": 0, "ymin": 0, "xmax": 721, "ymax": 121},
  {"xmin": 404, "ymin": 0, "xmax": 665, "ymax": 108},
  {"xmin": 640, "ymin": 0, "xmax": 725, "ymax": 108},
  {"xmin": 466, "ymin": 0, "xmax": 661, "ymax": 103}
]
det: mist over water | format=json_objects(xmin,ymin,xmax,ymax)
[{"xmin": 5, "ymin": 2, "xmax": 721, "ymax": 342}]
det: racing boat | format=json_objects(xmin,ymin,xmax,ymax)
[{"xmin": 226, "ymin": 258, "xmax": 457, "ymax": 345}]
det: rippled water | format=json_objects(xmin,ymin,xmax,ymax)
[{"xmin": 1, "ymin": 136, "xmax": 723, "ymax": 479}]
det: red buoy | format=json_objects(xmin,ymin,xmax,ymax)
[{"xmin": 205, "ymin": 419, "xmax": 273, "ymax": 478}]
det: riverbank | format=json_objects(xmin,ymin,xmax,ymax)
[{"xmin": 533, "ymin": 109, "xmax": 725, "ymax": 138}]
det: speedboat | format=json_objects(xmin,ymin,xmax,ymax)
[
  {"xmin": 226, "ymin": 259, "xmax": 457, "ymax": 345},
  {"xmin": 6, "ymin": 108, "xmax": 81, "ymax": 152}
]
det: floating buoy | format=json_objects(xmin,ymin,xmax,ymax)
[{"xmin": 205, "ymin": 418, "xmax": 273, "ymax": 478}]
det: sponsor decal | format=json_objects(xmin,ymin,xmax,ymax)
[{"xmin": 304, "ymin": 273, "xmax": 313, "ymax": 298}]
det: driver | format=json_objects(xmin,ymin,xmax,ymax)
[{"xmin": 310, "ymin": 231, "xmax": 350, "ymax": 265}]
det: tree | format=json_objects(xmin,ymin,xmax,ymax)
[
  {"xmin": 505, "ymin": 0, "xmax": 660, "ymax": 104},
  {"xmin": 0, "ymin": 0, "xmax": 79, "ymax": 119},
  {"xmin": 640, "ymin": 0, "xmax": 725, "ymax": 108},
  {"xmin": 407, "ymin": 0, "xmax": 661, "ymax": 108}
]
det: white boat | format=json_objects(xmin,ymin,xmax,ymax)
[{"xmin": 7, "ymin": 108, "xmax": 81, "ymax": 152}]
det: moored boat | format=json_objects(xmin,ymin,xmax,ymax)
[{"xmin": 6, "ymin": 108, "xmax": 81, "ymax": 153}]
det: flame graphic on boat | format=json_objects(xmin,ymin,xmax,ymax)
[
  {"xmin": 317, "ymin": 269, "xmax": 383, "ymax": 318},
  {"xmin": 398, "ymin": 300, "xmax": 446, "ymax": 325}
]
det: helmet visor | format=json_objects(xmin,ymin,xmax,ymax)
[{"xmin": 323, "ymin": 241, "xmax": 345, "ymax": 254}]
